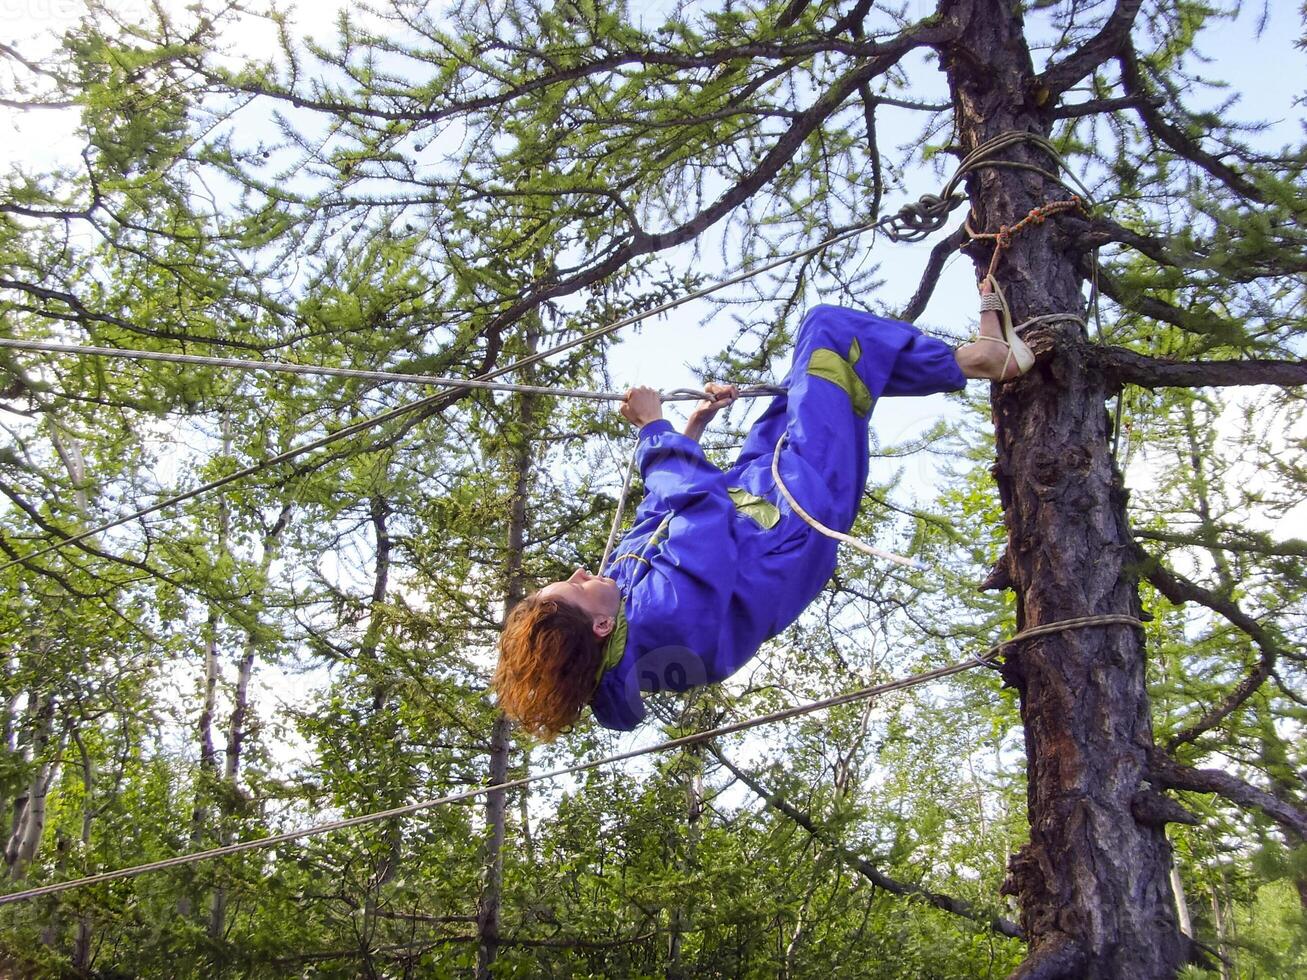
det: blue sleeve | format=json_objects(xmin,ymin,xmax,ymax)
[
  {"xmin": 629, "ymin": 420, "xmax": 739, "ymax": 684},
  {"xmin": 635, "ymin": 419, "xmax": 728, "ymax": 509}
]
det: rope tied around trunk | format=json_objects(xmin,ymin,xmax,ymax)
[{"xmin": 964, "ymin": 196, "xmax": 1090, "ymax": 280}]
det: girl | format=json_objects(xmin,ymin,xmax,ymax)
[{"xmin": 495, "ymin": 290, "xmax": 1028, "ymax": 737}]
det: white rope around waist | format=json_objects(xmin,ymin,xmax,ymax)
[{"xmin": 770, "ymin": 434, "xmax": 927, "ymax": 571}]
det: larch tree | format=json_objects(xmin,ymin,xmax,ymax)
[{"xmin": 1, "ymin": 0, "xmax": 1305, "ymax": 977}]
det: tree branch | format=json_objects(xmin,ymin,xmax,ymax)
[
  {"xmin": 1036, "ymin": 0, "xmax": 1143, "ymax": 100},
  {"xmin": 0, "ymin": 278, "xmax": 272, "ymax": 352},
  {"xmin": 0, "ymin": 476, "xmax": 265, "ymax": 617},
  {"xmin": 711, "ymin": 748, "xmax": 1024, "ymax": 940},
  {"xmin": 0, "ymin": 41, "xmax": 62, "ymax": 79},
  {"xmin": 1095, "ymin": 346, "xmax": 1307, "ymax": 389},
  {"xmin": 1077, "ymin": 216, "xmax": 1177, "ymax": 266},
  {"xmin": 1094, "ymin": 269, "xmax": 1245, "ymax": 342},
  {"xmin": 1119, "ymin": 44, "xmax": 1286, "ymax": 210},
  {"xmin": 1135, "ymin": 528, "xmax": 1307, "ymax": 560},
  {"xmin": 1149, "ymin": 751, "xmax": 1307, "ymax": 839},
  {"xmin": 1136, "ymin": 548, "xmax": 1286, "ymax": 748},
  {"xmin": 0, "ymin": 202, "xmax": 97, "ymax": 220},
  {"xmin": 900, "ymin": 224, "xmax": 968, "ymax": 323},
  {"xmin": 1078, "ymin": 216, "xmax": 1307, "ymax": 282},
  {"xmin": 444, "ymin": 22, "xmax": 956, "ymax": 378},
  {"xmin": 1048, "ymin": 94, "xmax": 1154, "ymax": 119},
  {"xmin": 193, "ymin": 35, "xmax": 936, "ymax": 124}
]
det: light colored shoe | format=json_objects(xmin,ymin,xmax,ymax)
[{"xmin": 974, "ymin": 277, "xmax": 1034, "ymax": 381}]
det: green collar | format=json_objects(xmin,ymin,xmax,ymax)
[{"xmin": 595, "ymin": 602, "xmax": 628, "ymax": 683}]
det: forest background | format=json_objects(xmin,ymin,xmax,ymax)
[{"xmin": 1, "ymin": 0, "xmax": 1305, "ymax": 977}]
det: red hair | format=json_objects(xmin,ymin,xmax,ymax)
[{"xmin": 494, "ymin": 594, "xmax": 604, "ymax": 740}]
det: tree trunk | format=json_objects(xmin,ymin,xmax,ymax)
[
  {"xmin": 1210, "ymin": 887, "xmax": 1232, "ymax": 980},
  {"xmin": 516, "ymin": 744, "xmax": 535, "ymax": 866},
  {"xmin": 210, "ymin": 503, "xmax": 291, "ymax": 942},
  {"xmin": 358, "ymin": 494, "xmax": 404, "ymax": 960},
  {"xmin": 8, "ymin": 737, "xmax": 64, "ymax": 880},
  {"xmin": 182, "ymin": 418, "xmax": 233, "ymax": 919},
  {"xmin": 477, "ymin": 332, "xmax": 540, "ymax": 979},
  {"xmin": 68, "ymin": 726, "xmax": 96, "ymax": 972},
  {"xmin": 939, "ymin": 1, "xmax": 1185, "ymax": 975},
  {"xmin": 5, "ymin": 690, "xmax": 58, "ymax": 881},
  {"xmin": 207, "ymin": 633, "xmax": 253, "ymax": 943},
  {"xmin": 477, "ymin": 714, "xmax": 512, "ymax": 979},
  {"xmin": 667, "ymin": 746, "xmax": 703, "ymax": 978},
  {"xmin": 1169, "ymin": 859, "xmax": 1191, "ymax": 939}
]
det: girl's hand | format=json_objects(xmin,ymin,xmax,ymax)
[
  {"xmin": 619, "ymin": 386, "xmax": 663, "ymax": 427},
  {"xmin": 684, "ymin": 383, "xmax": 738, "ymax": 442},
  {"xmin": 688, "ymin": 383, "xmax": 738, "ymax": 425}
]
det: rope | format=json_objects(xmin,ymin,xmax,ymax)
[
  {"xmin": 599, "ymin": 446, "xmax": 638, "ymax": 573},
  {"xmin": 965, "ymin": 197, "xmax": 1088, "ymax": 281},
  {"xmin": 0, "ymin": 612, "xmax": 1142, "ymax": 909},
  {"xmin": 0, "ymin": 338, "xmax": 784, "ymax": 406},
  {"xmin": 878, "ymin": 131, "xmax": 1124, "ymax": 464},
  {"xmin": 876, "ymin": 192, "xmax": 966, "ymax": 243},
  {"xmin": 769, "ymin": 434, "xmax": 926, "ymax": 571},
  {"xmin": 876, "ymin": 131, "xmax": 1092, "ymax": 244}
]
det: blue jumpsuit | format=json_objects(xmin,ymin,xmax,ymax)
[{"xmin": 590, "ymin": 306, "xmax": 966, "ymax": 731}]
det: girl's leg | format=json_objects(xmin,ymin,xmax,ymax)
[{"xmin": 729, "ymin": 306, "xmax": 964, "ymax": 531}]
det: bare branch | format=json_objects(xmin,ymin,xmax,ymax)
[
  {"xmin": 1149, "ymin": 751, "xmax": 1307, "ymax": 839},
  {"xmin": 0, "ymin": 97, "xmax": 77, "ymax": 110},
  {"xmin": 900, "ymin": 224, "xmax": 968, "ymax": 323},
  {"xmin": 1077, "ymin": 217, "xmax": 1176, "ymax": 266},
  {"xmin": 1096, "ymin": 346, "xmax": 1307, "ymax": 389},
  {"xmin": 775, "ymin": 0, "xmax": 812, "ymax": 30},
  {"xmin": 712, "ymin": 748, "xmax": 1024, "ymax": 940},
  {"xmin": 0, "ymin": 41, "xmax": 62, "ymax": 79},
  {"xmin": 1136, "ymin": 549, "xmax": 1286, "ymax": 748},
  {"xmin": 1036, "ymin": 0, "xmax": 1144, "ymax": 99},
  {"xmin": 0, "ymin": 202, "xmax": 97, "ymax": 220},
  {"xmin": 1048, "ymin": 94, "xmax": 1153, "ymax": 119}
]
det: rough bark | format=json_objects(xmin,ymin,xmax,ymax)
[
  {"xmin": 938, "ymin": 1, "xmax": 1185, "ymax": 975},
  {"xmin": 1095, "ymin": 346, "xmax": 1307, "ymax": 389},
  {"xmin": 1149, "ymin": 752, "xmax": 1307, "ymax": 840}
]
